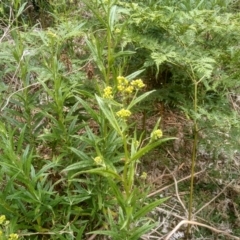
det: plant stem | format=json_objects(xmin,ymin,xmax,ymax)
[
  {"xmin": 122, "ymin": 134, "xmax": 130, "ymax": 196},
  {"xmin": 186, "ymin": 78, "xmax": 199, "ymax": 238},
  {"xmin": 106, "ymin": 2, "xmax": 113, "ymax": 86}
]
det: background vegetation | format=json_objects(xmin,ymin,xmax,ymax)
[{"xmin": 0, "ymin": 0, "xmax": 240, "ymax": 239}]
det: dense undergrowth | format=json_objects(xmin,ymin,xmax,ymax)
[{"xmin": 0, "ymin": 0, "xmax": 240, "ymax": 239}]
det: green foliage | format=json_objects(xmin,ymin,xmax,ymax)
[
  {"xmin": 122, "ymin": 0, "xmax": 240, "ymax": 151},
  {"xmin": 0, "ymin": 1, "xmax": 172, "ymax": 238},
  {"xmin": 0, "ymin": 215, "xmax": 19, "ymax": 240},
  {"xmin": 1, "ymin": 0, "xmax": 240, "ymax": 239}
]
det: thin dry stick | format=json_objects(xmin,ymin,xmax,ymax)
[
  {"xmin": 194, "ymin": 179, "xmax": 234, "ymax": 216},
  {"xmin": 0, "ymin": 3, "xmax": 30, "ymax": 43},
  {"xmin": 147, "ymin": 170, "xmax": 205, "ymax": 198},
  {"xmin": 156, "ymin": 207, "xmax": 185, "ymax": 220},
  {"xmin": 165, "ymin": 219, "xmax": 240, "ymax": 240},
  {"xmin": 228, "ymin": 93, "xmax": 238, "ymax": 111},
  {"xmin": 166, "ymin": 167, "xmax": 188, "ymax": 215},
  {"xmin": 141, "ymin": 205, "xmax": 176, "ymax": 240},
  {"xmin": 0, "ymin": 25, "xmax": 11, "ymax": 43},
  {"xmin": 20, "ymin": 231, "xmax": 70, "ymax": 236},
  {"xmin": 19, "ymin": 222, "xmax": 74, "ymax": 237},
  {"xmin": 1, "ymin": 82, "xmax": 41, "ymax": 112},
  {"xmin": 166, "ymin": 149, "xmax": 178, "ymax": 162},
  {"xmin": 63, "ymin": 60, "xmax": 92, "ymax": 76},
  {"xmin": 87, "ymin": 234, "xmax": 98, "ymax": 240},
  {"xmin": 0, "ymin": 7, "xmax": 12, "ymax": 43},
  {"xmin": 86, "ymin": 226, "xmax": 105, "ymax": 240}
]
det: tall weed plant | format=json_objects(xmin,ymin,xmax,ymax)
[
  {"xmin": 1, "ymin": 0, "xmax": 240, "ymax": 238},
  {"xmin": 0, "ymin": 0, "xmax": 172, "ymax": 239}
]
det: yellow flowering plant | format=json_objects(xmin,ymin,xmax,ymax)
[
  {"xmin": 151, "ymin": 129, "xmax": 163, "ymax": 141},
  {"xmin": 63, "ymin": 74, "xmax": 174, "ymax": 239},
  {"xmin": 0, "ymin": 215, "xmax": 19, "ymax": 240},
  {"xmin": 103, "ymin": 86, "xmax": 113, "ymax": 99},
  {"xmin": 116, "ymin": 108, "xmax": 132, "ymax": 119},
  {"xmin": 115, "ymin": 76, "xmax": 146, "ymax": 103}
]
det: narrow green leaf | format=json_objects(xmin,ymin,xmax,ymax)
[
  {"xmin": 109, "ymin": 5, "xmax": 117, "ymax": 31},
  {"xmin": 62, "ymin": 161, "xmax": 93, "ymax": 172},
  {"xmin": 22, "ymin": 145, "xmax": 33, "ymax": 176},
  {"xmin": 114, "ymin": 51, "xmax": 136, "ymax": 58},
  {"xmin": 69, "ymin": 147, "xmax": 92, "ymax": 161},
  {"xmin": 131, "ymin": 138, "xmax": 175, "ymax": 162},
  {"xmin": 17, "ymin": 2, "xmax": 28, "ymax": 17},
  {"xmin": 72, "ymin": 224, "xmax": 87, "ymax": 240},
  {"xmin": 64, "ymin": 22, "xmax": 85, "ymax": 39},
  {"xmin": 85, "ymin": 37, "xmax": 105, "ymax": 74},
  {"xmin": 75, "ymin": 96, "xmax": 99, "ymax": 122},
  {"xmin": 130, "ymin": 223, "xmax": 156, "ymax": 240},
  {"xmin": 16, "ymin": 125, "xmax": 26, "ymax": 154},
  {"xmin": 128, "ymin": 90, "xmax": 155, "ymax": 109},
  {"xmin": 108, "ymin": 180, "xmax": 125, "ymax": 210},
  {"xmin": 134, "ymin": 197, "xmax": 169, "ymax": 220},
  {"xmin": 72, "ymin": 168, "xmax": 122, "ymax": 181},
  {"xmin": 152, "ymin": 117, "xmax": 161, "ymax": 132},
  {"xmin": 126, "ymin": 69, "xmax": 145, "ymax": 80},
  {"xmin": 35, "ymin": 162, "xmax": 58, "ymax": 178},
  {"xmin": 1, "ymin": 161, "xmax": 21, "ymax": 173},
  {"xmin": 87, "ymin": 230, "xmax": 119, "ymax": 239},
  {"xmin": 95, "ymin": 95, "xmax": 122, "ymax": 135}
]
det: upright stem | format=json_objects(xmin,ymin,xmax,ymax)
[
  {"xmin": 106, "ymin": 28, "xmax": 111, "ymax": 85},
  {"xmin": 122, "ymin": 134, "xmax": 130, "ymax": 196},
  {"xmin": 186, "ymin": 79, "xmax": 198, "ymax": 238}
]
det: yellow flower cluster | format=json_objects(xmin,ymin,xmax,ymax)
[
  {"xmin": 94, "ymin": 156, "xmax": 103, "ymax": 165},
  {"xmin": 8, "ymin": 234, "xmax": 18, "ymax": 240},
  {"xmin": 0, "ymin": 215, "xmax": 18, "ymax": 240},
  {"xmin": 47, "ymin": 30, "xmax": 58, "ymax": 38},
  {"xmin": 103, "ymin": 86, "xmax": 113, "ymax": 99},
  {"xmin": 114, "ymin": 28, "xmax": 121, "ymax": 34},
  {"xmin": 151, "ymin": 129, "xmax": 163, "ymax": 140},
  {"xmin": 117, "ymin": 76, "xmax": 145, "ymax": 94},
  {"xmin": 140, "ymin": 172, "xmax": 147, "ymax": 179},
  {"xmin": 131, "ymin": 79, "xmax": 145, "ymax": 89},
  {"xmin": 117, "ymin": 76, "xmax": 129, "ymax": 92},
  {"xmin": 124, "ymin": 85, "xmax": 134, "ymax": 94},
  {"xmin": 116, "ymin": 109, "xmax": 131, "ymax": 118}
]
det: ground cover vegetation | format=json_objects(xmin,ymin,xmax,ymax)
[{"xmin": 0, "ymin": 0, "xmax": 240, "ymax": 239}]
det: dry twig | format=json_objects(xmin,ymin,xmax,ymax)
[
  {"xmin": 194, "ymin": 179, "xmax": 234, "ymax": 216},
  {"xmin": 166, "ymin": 167, "xmax": 188, "ymax": 215},
  {"xmin": 165, "ymin": 219, "xmax": 240, "ymax": 240},
  {"xmin": 147, "ymin": 170, "xmax": 205, "ymax": 198}
]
